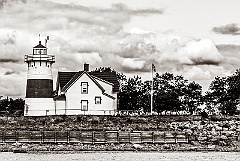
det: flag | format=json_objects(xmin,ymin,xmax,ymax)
[
  {"xmin": 152, "ymin": 63, "xmax": 156, "ymax": 72},
  {"xmin": 45, "ymin": 36, "xmax": 49, "ymax": 45}
]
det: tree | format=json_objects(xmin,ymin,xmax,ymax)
[
  {"xmin": 222, "ymin": 70, "xmax": 240, "ymax": 115},
  {"xmin": 205, "ymin": 76, "xmax": 227, "ymax": 114},
  {"xmin": 118, "ymin": 76, "xmax": 145, "ymax": 112},
  {"xmin": 0, "ymin": 97, "xmax": 25, "ymax": 116},
  {"xmin": 153, "ymin": 72, "xmax": 188, "ymax": 115},
  {"xmin": 205, "ymin": 70, "xmax": 240, "ymax": 115},
  {"xmin": 183, "ymin": 81, "xmax": 203, "ymax": 115},
  {"xmin": 151, "ymin": 72, "xmax": 203, "ymax": 115}
]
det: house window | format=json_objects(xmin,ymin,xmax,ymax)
[
  {"xmin": 81, "ymin": 82, "xmax": 88, "ymax": 94},
  {"xmin": 95, "ymin": 96, "xmax": 102, "ymax": 104},
  {"xmin": 81, "ymin": 100, "xmax": 88, "ymax": 111}
]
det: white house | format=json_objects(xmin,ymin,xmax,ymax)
[
  {"xmin": 54, "ymin": 64, "xmax": 119, "ymax": 115},
  {"xmin": 24, "ymin": 41, "xmax": 119, "ymax": 116}
]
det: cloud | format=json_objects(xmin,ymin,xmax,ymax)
[
  {"xmin": 0, "ymin": 58, "xmax": 20, "ymax": 63},
  {"xmin": 0, "ymin": 72, "xmax": 26, "ymax": 96},
  {"xmin": 216, "ymin": 44, "xmax": 240, "ymax": 72},
  {"xmin": 181, "ymin": 66, "xmax": 211, "ymax": 80},
  {"xmin": 4, "ymin": 70, "xmax": 15, "ymax": 75},
  {"xmin": 0, "ymin": 31, "xmax": 23, "ymax": 63},
  {"xmin": 0, "ymin": 32, "xmax": 16, "ymax": 45},
  {"xmin": 130, "ymin": 27, "xmax": 153, "ymax": 35},
  {"xmin": 177, "ymin": 39, "xmax": 225, "ymax": 65},
  {"xmin": 110, "ymin": 3, "xmax": 163, "ymax": 14},
  {"xmin": 158, "ymin": 36, "xmax": 225, "ymax": 69},
  {"xmin": 115, "ymin": 34, "xmax": 158, "ymax": 58},
  {"xmin": 122, "ymin": 58, "xmax": 148, "ymax": 72},
  {"xmin": 217, "ymin": 44, "xmax": 240, "ymax": 54},
  {"xmin": 0, "ymin": 1, "xmax": 164, "ymax": 34},
  {"xmin": 212, "ymin": 23, "xmax": 240, "ymax": 35},
  {"xmin": 0, "ymin": 0, "xmax": 27, "ymax": 9}
]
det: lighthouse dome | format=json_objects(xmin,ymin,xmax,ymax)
[
  {"xmin": 33, "ymin": 41, "xmax": 47, "ymax": 55},
  {"xmin": 33, "ymin": 41, "xmax": 46, "ymax": 48}
]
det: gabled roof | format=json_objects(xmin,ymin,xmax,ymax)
[
  {"xmin": 62, "ymin": 71, "xmax": 105, "ymax": 92},
  {"xmin": 57, "ymin": 71, "xmax": 119, "ymax": 92}
]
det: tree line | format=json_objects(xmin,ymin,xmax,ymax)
[
  {"xmin": 0, "ymin": 97, "xmax": 24, "ymax": 116},
  {"xmin": 114, "ymin": 68, "xmax": 240, "ymax": 116}
]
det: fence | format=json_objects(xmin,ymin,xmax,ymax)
[{"xmin": 0, "ymin": 130, "xmax": 188, "ymax": 144}]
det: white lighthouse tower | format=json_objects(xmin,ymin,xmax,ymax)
[{"xmin": 24, "ymin": 39, "xmax": 55, "ymax": 116}]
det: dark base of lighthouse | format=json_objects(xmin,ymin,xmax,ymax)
[{"xmin": 26, "ymin": 79, "xmax": 53, "ymax": 98}]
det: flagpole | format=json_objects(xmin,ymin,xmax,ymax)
[{"xmin": 150, "ymin": 64, "xmax": 154, "ymax": 115}]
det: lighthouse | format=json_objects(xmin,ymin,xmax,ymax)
[{"xmin": 24, "ymin": 39, "xmax": 55, "ymax": 116}]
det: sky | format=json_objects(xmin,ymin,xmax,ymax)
[{"xmin": 0, "ymin": 0, "xmax": 240, "ymax": 98}]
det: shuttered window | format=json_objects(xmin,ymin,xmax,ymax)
[
  {"xmin": 81, "ymin": 82, "xmax": 88, "ymax": 94},
  {"xmin": 95, "ymin": 96, "xmax": 101, "ymax": 104},
  {"xmin": 81, "ymin": 100, "xmax": 88, "ymax": 111}
]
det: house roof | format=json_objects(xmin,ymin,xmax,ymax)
[
  {"xmin": 58, "ymin": 71, "xmax": 79, "ymax": 90},
  {"xmin": 61, "ymin": 71, "xmax": 105, "ymax": 93},
  {"xmin": 57, "ymin": 70, "xmax": 119, "ymax": 93},
  {"xmin": 89, "ymin": 71, "xmax": 119, "ymax": 92}
]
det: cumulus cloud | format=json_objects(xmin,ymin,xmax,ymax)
[
  {"xmin": 212, "ymin": 23, "xmax": 240, "ymax": 35},
  {"xmin": 216, "ymin": 44, "xmax": 240, "ymax": 72},
  {"xmin": 181, "ymin": 66, "xmax": 211, "ymax": 80},
  {"xmin": 177, "ymin": 39, "xmax": 224, "ymax": 65},
  {"xmin": 158, "ymin": 36, "xmax": 225, "ymax": 68},
  {"xmin": 122, "ymin": 58, "xmax": 148, "ymax": 72}
]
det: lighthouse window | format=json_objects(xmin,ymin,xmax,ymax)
[{"xmin": 81, "ymin": 82, "xmax": 88, "ymax": 94}]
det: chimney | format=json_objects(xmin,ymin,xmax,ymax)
[{"xmin": 84, "ymin": 63, "xmax": 89, "ymax": 72}]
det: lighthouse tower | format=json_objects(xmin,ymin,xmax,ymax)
[{"xmin": 24, "ymin": 40, "xmax": 55, "ymax": 116}]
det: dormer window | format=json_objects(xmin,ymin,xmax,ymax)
[{"xmin": 81, "ymin": 82, "xmax": 88, "ymax": 94}]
